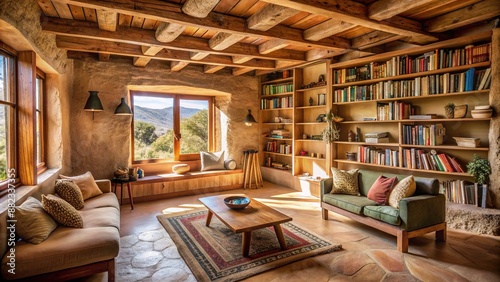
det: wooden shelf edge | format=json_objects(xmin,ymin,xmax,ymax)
[
  {"xmin": 295, "ymin": 105, "xmax": 328, "ymax": 109},
  {"xmin": 260, "ymin": 107, "xmax": 293, "ymax": 111},
  {"xmin": 263, "ymin": 151, "xmax": 293, "ymax": 157},
  {"xmin": 261, "ymin": 77, "xmax": 293, "ymax": 85},
  {"xmin": 296, "ymin": 156, "xmax": 326, "ymax": 160},
  {"xmin": 334, "ymin": 141, "xmax": 399, "ymax": 146},
  {"xmin": 330, "ymin": 31, "xmax": 492, "ymax": 69},
  {"xmin": 340, "ymin": 118, "xmax": 491, "ymax": 123},
  {"xmin": 260, "ymin": 166, "xmax": 293, "ymax": 173},
  {"xmin": 332, "ymin": 90, "xmax": 490, "ymax": 105},
  {"xmin": 334, "ymin": 159, "xmax": 472, "ymax": 176},
  {"xmin": 296, "ymin": 85, "xmax": 327, "ymax": 92},
  {"xmin": 400, "ymin": 144, "xmax": 489, "ymax": 151},
  {"xmin": 260, "ymin": 92, "xmax": 294, "ymax": 98}
]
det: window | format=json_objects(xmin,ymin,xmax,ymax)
[
  {"xmin": 0, "ymin": 49, "xmax": 16, "ymax": 187},
  {"xmin": 36, "ymin": 69, "xmax": 46, "ymax": 173},
  {"xmin": 132, "ymin": 91, "xmax": 213, "ymax": 163}
]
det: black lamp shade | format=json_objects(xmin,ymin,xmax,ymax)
[
  {"xmin": 244, "ymin": 109, "xmax": 257, "ymax": 126},
  {"xmin": 115, "ymin": 98, "xmax": 133, "ymax": 115},
  {"xmin": 84, "ymin": 91, "xmax": 104, "ymax": 111}
]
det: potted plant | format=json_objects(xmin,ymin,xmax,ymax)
[
  {"xmin": 322, "ymin": 112, "xmax": 340, "ymax": 144},
  {"xmin": 466, "ymin": 154, "xmax": 491, "ymax": 208}
]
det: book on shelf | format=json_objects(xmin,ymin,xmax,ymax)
[
  {"xmin": 402, "ymin": 149, "xmax": 464, "ymax": 172},
  {"xmin": 409, "ymin": 114, "xmax": 438, "ymax": 120},
  {"xmin": 477, "ymin": 68, "xmax": 491, "ymax": 90},
  {"xmin": 357, "ymin": 146, "xmax": 398, "ymax": 167},
  {"xmin": 365, "ymin": 137, "xmax": 389, "ymax": 143},
  {"xmin": 364, "ymin": 132, "xmax": 388, "ymax": 138},
  {"xmin": 260, "ymin": 96, "xmax": 293, "ymax": 109},
  {"xmin": 377, "ymin": 101, "xmax": 414, "ymax": 121},
  {"xmin": 443, "ymin": 180, "xmax": 476, "ymax": 205},
  {"xmin": 402, "ymin": 123, "xmax": 444, "ymax": 146},
  {"xmin": 262, "ymin": 83, "xmax": 293, "ymax": 95}
]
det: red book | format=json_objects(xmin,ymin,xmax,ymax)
[
  {"xmin": 449, "ymin": 157, "xmax": 465, "ymax": 173},
  {"xmin": 438, "ymin": 154, "xmax": 454, "ymax": 172}
]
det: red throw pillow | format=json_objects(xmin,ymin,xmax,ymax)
[{"xmin": 367, "ymin": 175, "xmax": 399, "ymax": 205}]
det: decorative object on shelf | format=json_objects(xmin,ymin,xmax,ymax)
[
  {"xmin": 316, "ymin": 114, "xmax": 326, "ymax": 122},
  {"xmin": 172, "ymin": 164, "xmax": 190, "ymax": 174},
  {"xmin": 453, "ymin": 104, "xmax": 468, "ymax": 118},
  {"xmin": 244, "ymin": 109, "xmax": 257, "ymax": 126},
  {"xmin": 303, "ymin": 134, "xmax": 309, "ymax": 139},
  {"xmin": 317, "ymin": 93, "xmax": 326, "ymax": 105},
  {"xmin": 114, "ymin": 98, "xmax": 133, "ymax": 115},
  {"xmin": 355, "ymin": 127, "xmax": 361, "ymax": 142},
  {"xmin": 475, "ymin": 105, "xmax": 491, "ymax": 110},
  {"xmin": 318, "ymin": 154, "xmax": 323, "ymax": 158},
  {"xmin": 321, "ymin": 112, "xmax": 340, "ymax": 144},
  {"xmin": 114, "ymin": 168, "xmax": 129, "ymax": 180},
  {"xmin": 223, "ymin": 196, "xmax": 251, "ymax": 210},
  {"xmin": 309, "ymin": 97, "xmax": 313, "ymax": 106},
  {"xmin": 317, "ymin": 74, "xmax": 327, "ymax": 86},
  {"xmin": 137, "ymin": 167, "xmax": 144, "ymax": 178},
  {"xmin": 348, "ymin": 130, "xmax": 354, "ymax": 142},
  {"xmin": 346, "ymin": 152, "xmax": 357, "ymax": 161},
  {"xmin": 471, "ymin": 108, "xmax": 493, "ymax": 118},
  {"xmin": 300, "ymin": 150, "xmax": 308, "ymax": 156},
  {"xmin": 84, "ymin": 90, "xmax": 104, "ymax": 120},
  {"xmin": 310, "ymin": 152, "xmax": 315, "ymax": 157},
  {"xmin": 311, "ymin": 135, "xmax": 322, "ymax": 140},
  {"xmin": 453, "ymin": 137, "xmax": 480, "ymax": 148},
  {"xmin": 444, "ymin": 103, "xmax": 455, "ymax": 119},
  {"xmin": 332, "ymin": 116, "xmax": 344, "ymax": 122}
]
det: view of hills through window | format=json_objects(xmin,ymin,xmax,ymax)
[{"xmin": 133, "ymin": 96, "xmax": 208, "ymax": 160}]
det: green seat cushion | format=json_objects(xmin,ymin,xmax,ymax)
[
  {"xmin": 323, "ymin": 194, "xmax": 377, "ymax": 215},
  {"xmin": 363, "ymin": 205, "xmax": 401, "ymax": 226}
]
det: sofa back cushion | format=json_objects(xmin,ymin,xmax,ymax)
[{"xmin": 358, "ymin": 169, "xmax": 439, "ymax": 196}]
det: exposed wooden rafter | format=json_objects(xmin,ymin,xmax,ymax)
[
  {"xmin": 170, "ymin": 61, "xmax": 189, "ymax": 71},
  {"xmin": 247, "ymin": 4, "xmax": 299, "ymax": 31},
  {"xmin": 304, "ymin": 19, "xmax": 354, "ymax": 41},
  {"xmin": 368, "ymin": 0, "xmax": 438, "ymax": 21},
  {"xmin": 182, "ymin": 0, "xmax": 221, "ymax": 18},
  {"xmin": 204, "ymin": 65, "xmax": 225, "ymax": 74}
]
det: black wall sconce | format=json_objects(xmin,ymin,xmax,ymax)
[
  {"xmin": 84, "ymin": 91, "xmax": 103, "ymax": 119},
  {"xmin": 244, "ymin": 109, "xmax": 257, "ymax": 126},
  {"xmin": 114, "ymin": 98, "xmax": 132, "ymax": 115}
]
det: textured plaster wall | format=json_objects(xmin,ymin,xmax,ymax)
[
  {"xmin": 488, "ymin": 28, "xmax": 500, "ymax": 208},
  {"xmin": 71, "ymin": 58, "xmax": 258, "ymax": 179}
]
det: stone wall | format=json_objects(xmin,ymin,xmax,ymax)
[
  {"xmin": 70, "ymin": 58, "xmax": 258, "ymax": 179},
  {"xmin": 488, "ymin": 28, "xmax": 500, "ymax": 208}
]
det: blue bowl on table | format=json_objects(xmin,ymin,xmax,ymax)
[{"xmin": 224, "ymin": 196, "xmax": 251, "ymax": 209}]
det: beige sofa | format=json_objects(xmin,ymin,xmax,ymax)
[{"xmin": 1, "ymin": 180, "xmax": 120, "ymax": 281}]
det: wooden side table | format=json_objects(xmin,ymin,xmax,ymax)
[{"xmin": 111, "ymin": 178, "xmax": 136, "ymax": 209}]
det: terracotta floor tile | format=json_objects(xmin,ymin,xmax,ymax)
[{"xmin": 368, "ymin": 250, "xmax": 406, "ymax": 272}]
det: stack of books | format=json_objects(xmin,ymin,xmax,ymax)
[
  {"xmin": 270, "ymin": 129, "xmax": 290, "ymax": 139},
  {"xmin": 364, "ymin": 132, "xmax": 389, "ymax": 143}
]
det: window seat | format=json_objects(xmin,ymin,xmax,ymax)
[{"xmin": 124, "ymin": 169, "xmax": 244, "ymax": 204}]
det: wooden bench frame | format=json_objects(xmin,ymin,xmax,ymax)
[
  {"xmin": 322, "ymin": 203, "xmax": 447, "ymax": 253},
  {"xmin": 11, "ymin": 259, "xmax": 115, "ymax": 282}
]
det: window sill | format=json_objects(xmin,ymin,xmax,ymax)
[{"xmin": 0, "ymin": 168, "xmax": 61, "ymax": 213}]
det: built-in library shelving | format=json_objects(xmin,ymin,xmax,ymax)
[{"xmin": 330, "ymin": 31, "xmax": 492, "ymax": 185}]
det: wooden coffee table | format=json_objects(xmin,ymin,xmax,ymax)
[{"xmin": 199, "ymin": 194, "xmax": 293, "ymax": 257}]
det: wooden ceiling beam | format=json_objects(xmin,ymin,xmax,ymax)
[
  {"xmin": 41, "ymin": 17, "xmax": 306, "ymax": 62},
  {"xmin": 232, "ymin": 67, "xmax": 254, "ymax": 76},
  {"xmin": 170, "ymin": 61, "xmax": 189, "ymax": 71},
  {"xmin": 96, "ymin": 9, "xmax": 117, "ymax": 31},
  {"xmin": 368, "ymin": 0, "xmax": 437, "ymax": 21},
  {"xmin": 352, "ymin": 31, "xmax": 405, "ymax": 49},
  {"xmin": 182, "ymin": 0, "xmax": 221, "ymax": 18},
  {"xmin": 232, "ymin": 56, "xmax": 253, "ymax": 64},
  {"xmin": 155, "ymin": 21, "xmax": 186, "ymax": 42},
  {"xmin": 204, "ymin": 65, "xmax": 225, "ymax": 73},
  {"xmin": 55, "ymin": 35, "xmax": 277, "ymax": 69},
  {"xmin": 190, "ymin": 52, "xmax": 210, "ymax": 60},
  {"xmin": 133, "ymin": 45, "xmax": 164, "ymax": 67},
  {"xmin": 50, "ymin": 0, "xmax": 351, "ymax": 51},
  {"xmin": 260, "ymin": 0, "xmax": 439, "ymax": 44},
  {"xmin": 424, "ymin": 0, "xmax": 500, "ymax": 32},
  {"xmin": 304, "ymin": 19, "xmax": 354, "ymax": 41},
  {"xmin": 209, "ymin": 32, "xmax": 246, "ymax": 50},
  {"xmin": 247, "ymin": 4, "xmax": 300, "ymax": 31},
  {"xmin": 258, "ymin": 39, "xmax": 289, "ymax": 54}
]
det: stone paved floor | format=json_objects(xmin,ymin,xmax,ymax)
[{"xmin": 84, "ymin": 181, "xmax": 500, "ymax": 281}]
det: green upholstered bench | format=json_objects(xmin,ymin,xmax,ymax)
[{"xmin": 320, "ymin": 169, "xmax": 447, "ymax": 253}]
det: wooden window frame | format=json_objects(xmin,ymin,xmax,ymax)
[
  {"xmin": 0, "ymin": 47, "xmax": 17, "ymax": 192},
  {"xmin": 131, "ymin": 91, "xmax": 214, "ymax": 165},
  {"xmin": 36, "ymin": 68, "xmax": 47, "ymax": 174}
]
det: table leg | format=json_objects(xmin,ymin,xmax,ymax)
[
  {"xmin": 127, "ymin": 182, "xmax": 134, "ymax": 210},
  {"xmin": 205, "ymin": 211, "xmax": 213, "ymax": 226},
  {"xmin": 120, "ymin": 184, "xmax": 124, "ymax": 207},
  {"xmin": 273, "ymin": 224, "xmax": 287, "ymax": 250},
  {"xmin": 242, "ymin": 231, "xmax": 252, "ymax": 257},
  {"xmin": 113, "ymin": 183, "xmax": 117, "ymax": 193}
]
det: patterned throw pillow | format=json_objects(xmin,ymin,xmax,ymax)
[
  {"xmin": 330, "ymin": 168, "xmax": 360, "ymax": 196},
  {"xmin": 200, "ymin": 151, "xmax": 225, "ymax": 171},
  {"xmin": 41, "ymin": 194, "xmax": 83, "ymax": 228},
  {"xmin": 388, "ymin": 175, "xmax": 416, "ymax": 209},
  {"xmin": 15, "ymin": 197, "xmax": 58, "ymax": 244},
  {"xmin": 60, "ymin": 171, "xmax": 103, "ymax": 200},
  {"xmin": 55, "ymin": 180, "xmax": 84, "ymax": 210}
]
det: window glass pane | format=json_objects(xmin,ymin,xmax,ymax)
[
  {"xmin": 0, "ymin": 54, "xmax": 12, "ymax": 102},
  {"xmin": 134, "ymin": 96, "xmax": 174, "ymax": 160},
  {"xmin": 36, "ymin": 77, "xmax": 42, "ymax": 164},
  {"xmin": 180, "ymin": 99, "xmax": 208, "ymax": 154},
  {"xmin": 0, "ymin": 105, "xmax": 8, "ymax": 180}
]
